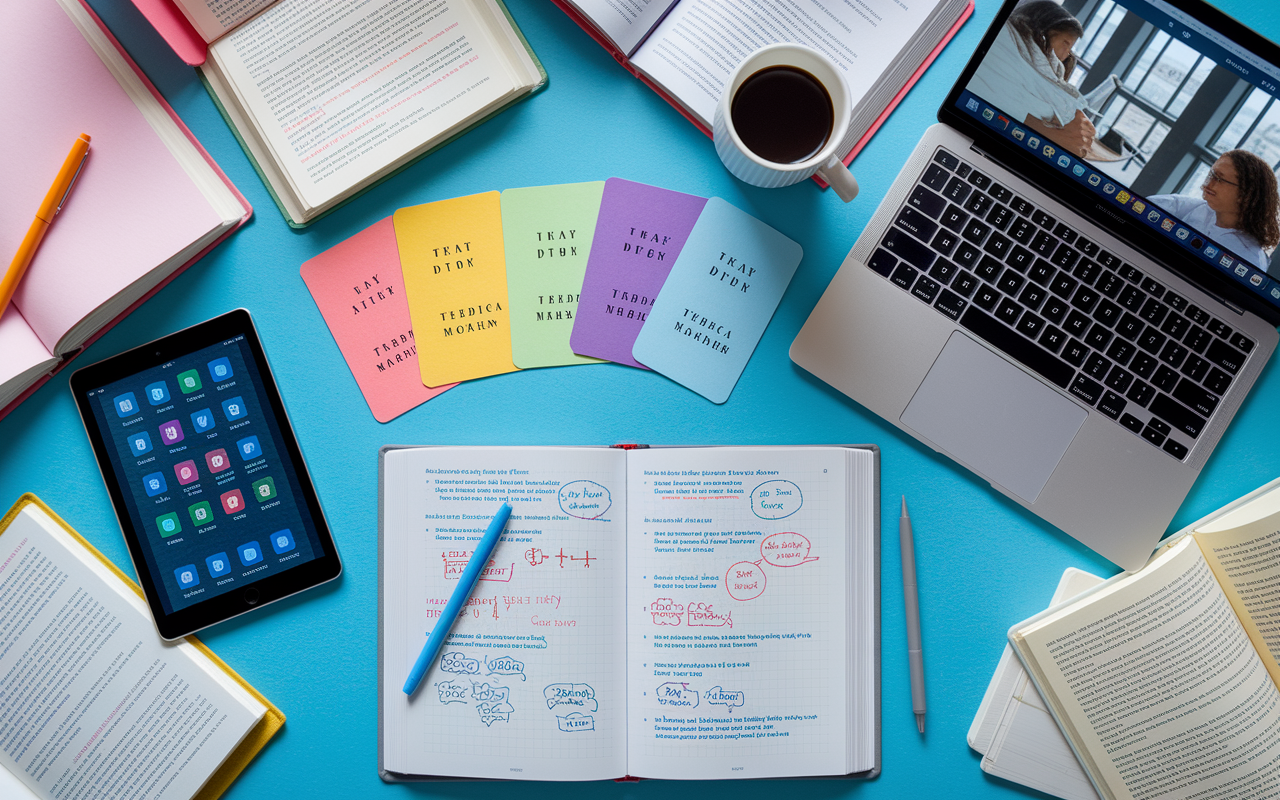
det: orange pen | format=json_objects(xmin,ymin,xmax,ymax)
[{"xmin": 0, "ymin": 133, "xmax": 92, "ymax": 323}]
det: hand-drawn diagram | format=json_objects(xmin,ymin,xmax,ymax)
[
  {"xmin": 686, "ymin": 601, "xmax": 731, "ymax": 627},
  {"xmin": 552, "ymin": 548, "xmax": 596, "ymax": 568},
  {"xmin": 649, "ymin": 598, "xmax": 684, "ymax": 625},
  {"xmin": 558, "ymin": 480, "xmax": 611, "ymax": 519},
  {"xmin": 439, "ymin": 651, "xmax": 481, "ymax": 675},
  {"xmin": 750, "ymin": 480, "xmax": 803, "ymax": 519},
  {"xmin": 472, "ymin": 682, "xmax": 514, "ymax": 726},
  {"xmin": 705, "ymin": 686, "xmax": 745, "ymax": 713},
  {"xmin": 656, "ymin": 682, "xmax": 700, "ymax": 708},
  {"xmin": 436, "ymin": 679, "xmax": 468, "ymax": 704},
  {"xmin": 557, "ymin": 712, "xmax": 596, "ymax": 732},
  {"xmin": 544, "ymin": 682, "xmax": 599, "ymax": 712},
  {"xmin": 726, "ymin": 532, "xmax": 817, "ymax": 601},
  {"xmin": 442, "ymin": 551, "xmax": 515, "ymax": 582},
  {"xmin": 485, "ymin": 655, "xmax": 526, "ymax": 681},
  {"xmin": 524, "ymin": 547, "xmax": 547, "ymax": 566}
]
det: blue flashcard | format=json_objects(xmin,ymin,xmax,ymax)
[{"xmin": 632, "ymin": 197, "xmax": 802, "ymax": 403}]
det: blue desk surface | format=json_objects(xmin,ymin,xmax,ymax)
[{"xmin": 5, "ymin": 0, "xmax": 1280, "ymax": 795}]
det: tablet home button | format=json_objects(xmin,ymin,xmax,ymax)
[{"xmin": 244, "ymin": 588, "xmax": 260, "ymax": 606}]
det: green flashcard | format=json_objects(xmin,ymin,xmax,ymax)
[{"xmin": 501, "ymin": 182, "xmax": 607, "ymax": 368}]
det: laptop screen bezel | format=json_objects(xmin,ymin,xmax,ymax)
[{"xmin": 938, "ymin": 0, "xmax": 1280, "ymax": 328}]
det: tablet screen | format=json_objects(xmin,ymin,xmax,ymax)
[{"xmin": 82, "ymin": 330, "xmax": 327, "ymax": 616}]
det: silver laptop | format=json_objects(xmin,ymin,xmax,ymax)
[{"xmin": 792, "ymin": 0, "xmax": 1280, "ymax": 570}]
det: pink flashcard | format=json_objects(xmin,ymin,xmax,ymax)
[{"xmin": 301, "ymin": 217, "xmax": 455, "ymax": 422}]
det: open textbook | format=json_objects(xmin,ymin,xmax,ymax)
[
  {"xmin": 378, "ymin": 445, "xmax": 879, "ymax": 780},
  {"xmin": 554, "ymin": 0, "xmax": 971, "ymax": 167},
  {"xmin": 0, "ymin": 495, "xmax": 282, "ymax": 800},
  {"xmin": 1005, "ymin": 478, "xmax": 1280, "ymax": 800},
  {"xmin": 173, "ymin": 0, "xmax": 546, "ymax": 226}
]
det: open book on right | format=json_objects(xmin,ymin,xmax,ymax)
[{"xmin": 1007, "ymin": 478, "xmax": 1280, "ymax": 800}]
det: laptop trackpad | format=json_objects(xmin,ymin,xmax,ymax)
[{"xmin": 900, "ymin": 332, "xmax": 1087, "ymax": 503}]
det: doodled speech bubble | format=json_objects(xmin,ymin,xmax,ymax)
[
  {"xmin": 686, "ymin": 602, "xmax": 731, "ymax": 628},
  {"xmin": 750, "ymin": 480, "xmax": 803, "ymax": 520},
  {"xmin": 544, "ymin": 683, "xmax": 599, "ymax": 712},
  {"xmin": 558, "ymin": 480, "xmax": 612, "ymax": 520},
  {"xmin": 439, "ymin": 652, "xmax": 481, "ymax": 675},
  {"xmin": 486, "ymin": 655, "xmax": 527, "ymax": 681},
  {"xmin": 472, "ymin": 683, "xmax": 513, "ymax": 726},
  {"xmin": 705, "ymin": 685, "xmax": 745, "ymax": 712},
  {"xmin": 649, "ymin": 597, "xmax": 684, "ymax": 626},
  {"xmin": 759, "ymin": 532, "xmax": 819, "ymax": 567},
  {"xmin": 557, "ymin": 713, "xmax": 596, "ymax": 732},
  {"xmin": 725, "ymin": 561, "xmax": 766, "ymax": 601},
  {"xmin": 436, "ymin": 679, "xmax": 468, "ymax": 705},
  {"xmin": 656, "ymin": 682, "xmax": 699, "ymax": 708}
]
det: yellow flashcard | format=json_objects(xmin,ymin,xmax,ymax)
[{"xmin": 395, "ymin": 192, "xmax": 518, "ymax": 387}]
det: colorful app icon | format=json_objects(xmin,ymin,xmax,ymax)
[
  {"xmin": 207, "ymin": 357, "xmax": 233, "ymax": 382},
  {"xmin": 189, "ymin": 501, "xmax": 213, "ymax": 526},
  {"xmin": 1027, "ymin": 136, "xmax": 1040, "ymax": 149},
  {"xmin": 237, "ymin": 435, "xmax": 262, "ymax": 461},
  {"xmin": 982, "ymin": 107, "xmax": 994, "ymax": 120},
  {"xmin": 996, "ymin": 114, "xmax": 1010, "ymax": 129},
  {"xmin": 221, "ymin": 489, "xmax": 245, "ymax": 515},
  {"xmin": 1235, "ymin": 264, "xmax": 1249, "ymax": 276},
  {"xmin": 1161, "ymin": 219, "xmax": 1175, "ymax": 231},
  {"xmin": 177, "ymin": 369, "xmax": 202, "ymax": 394},
  {"xmin": 205, "ymin": 448, "xmax": 231, "ymax": 474},
  {"xmin": 156, "ymin": 512, "xmax": 182, "ymax": 538},
  {"xmin": 145, "ymin": 381, "xmax": 170, "ymax": 406},
  {"xmin": 221, "ymin": 396, "xmax": 247, "ymax": 421},
  {"xmin": 270, "ymin": 528, "xmax": 296, "ymax": 554},
  {"xmin": 1147, "ymin": 210, "xmax": 1161, "ymax": 222},
  {"xmin": 1104, "ymin": 183, "xmax": 1117, "ymax": 194},
  {"xmin": 1205, "ymin": 245, "xmax": 1219, "ymax": 258},
  {"xmin": 1043, "ymin": 145, "xmax": 1055, "ymax": 157},
  {"xmin": 206, "ymin": 552, "xmax": 231, "ymax": 578},
  {"xmin": 1057, "ymin": 155, "xmax": 1071, "ymax": 168},
  {"xmin": 175, "ymin": 564, "xmax": 199, "ymax": 589},
  {"xmin": 1250, "ymin": 273, "xmax": 1264, "ymax": 286},
  {"xmin": 190, "ymin": 408, "xmax": 215, "ymax": 433},
  {"xmin": 113, "ymin": 392, "xmax": 139, "ymax": 417},
  {"xmin": 159, "ymin": 419, "xmax": 184, "ymax": 445},
  {"xmin": 237, "ymin": 541, "xmax": 263, "ymax": 566},
  {"xmin": 1088, "ymin": 174, "xmax": 1101, "ymax": 186},
  {"xmin": 143, "ymin": 471, "xmax": 167, "ymax": 497},
  {"xmin": 1224, "ymin": 255, "xmax": 1236, "ymax": 268},
  {"xmin": 966, "ymin": 98, "xmax": 980, "ymax": 112},
  {"xmin": 173, "ymin": 459, "xmax": 199, "ymax": 486},
  {"xmin": 1132, "ymin": 201, "xmax": 1146, "ymax": 214},
  {"xmin": 1116, "ymin": 190, "xmax": 1131, "ymax": 204},
  {"xmin": 1012, "ymin": 127, "xmax": 1025, "ymax": 140},
  {"xmin": 1072, "ymin": 164, "xmax": 1085, "ymax": 176},
  {"xmin": 252, "ymin": 476, "xmax": 277, "ymax": 502},
  {"xmin": 1176, "ymin": 228, "xmax": 1190, "ymax": 239},
  {"xmin": 128, "ymin": 431, "xmax": 153, "ymax": 456}
]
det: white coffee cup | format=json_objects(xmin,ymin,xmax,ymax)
[{"xmin": 713, "ymin": 44, "xmax": 859, "ymax": 202}]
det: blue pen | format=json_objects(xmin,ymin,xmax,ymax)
[{"xmin": 403, "ymin": 502, "xmax": 513, "ymax": 695}]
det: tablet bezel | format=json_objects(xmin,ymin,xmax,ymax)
[{"xmin": 71, "ymin": 308, "xmax": 342, "ymax": 640}]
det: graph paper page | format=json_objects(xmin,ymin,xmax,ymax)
[
  {"xmin": 381, "ymin": 447, "xmax": 627, "ymax": 780},
  {"xmin": 624, "ymin": 447, "xmax": 850, "ymax": 779}
]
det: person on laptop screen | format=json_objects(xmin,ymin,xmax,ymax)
[{"xmin": 1149, "ymin": 151, "xmax": 1280, "ymax": 270}]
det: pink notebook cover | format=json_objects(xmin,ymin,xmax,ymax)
[
  {"xmin": 300, "ymin": 218, "xmax": 455, "ymax": 423},
  {"xmin": 551, "ymin": 0, "xmax": 975, "ymax": 182},
  {"xmin": 0, "ymin": 0, "xmax": 250, "ymax": 422}
]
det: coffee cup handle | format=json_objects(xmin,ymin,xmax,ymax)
[{"xmin": 817, "ymin": 157, "xmax": 859, "ymax": 203}]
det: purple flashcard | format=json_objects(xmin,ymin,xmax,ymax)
[{"xmin": 569, "ymin": 178, "xmax": 707, "ymax": 368}]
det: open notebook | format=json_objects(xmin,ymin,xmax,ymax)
[
  {"xmin": 0, "ymin": 0, "xmax": 249, "ymax": 418},
  {"xmin": 378, "ymin": 445, "xmax": 880, "ymax": 780}
]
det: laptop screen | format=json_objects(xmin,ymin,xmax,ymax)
[{"xmin": 952, "ymin": 0, "xmax": 1280, "ymax": 313}]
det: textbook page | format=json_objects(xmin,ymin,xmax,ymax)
[
  {"xmin": 1015, "ymin": 538, "xmax": 1280, "ymax": 800},
  {"xmin": 560, "ymin": 0, "xmax": 678, "ymax": 55},
  {"xmin": 0, "ymin": 505, "xmax": 265, "ymax": 800},
  {"xmin": 381, "ymin": 447, "xmax": 628, "ymax": 780},
  {"xmin": 172, "ymin": 0, "xmax": 276, "ymax": 43},
  {"xmin": 630, "ymin": 0, "xmax": 945, "ymax": 146},
  {"xmin": 624, "ymin": 447, "xmax": 865, "ymax": 779},
  {"xmin": 207, "ymin": 0, "xmax": 529, "ymax": 212}
]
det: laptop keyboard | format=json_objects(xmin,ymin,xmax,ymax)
[{"xmin": 868, "ymin": 147, "xmax": 1256, "ymax": 462}]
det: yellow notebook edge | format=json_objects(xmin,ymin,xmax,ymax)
[{"xmin": 1, "ymin": 493, "xmax": 285, "ymax": 800}]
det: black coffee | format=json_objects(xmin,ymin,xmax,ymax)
[{"xmin": 730, "ymin": 65, "xmax": 833, "ymax": 164}]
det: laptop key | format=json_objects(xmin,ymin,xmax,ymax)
[
  {"xmin": 940, "ymin": 204, "xmax": 969, "ymax": 232},
  {"xmin": 1166, "ymin": 292, "xmax": 1187, "ymax": 311},
  {"xmin": 956, "ymin": 163, "xmax": 972, "ymax": 179},
  {"xmin": 1130, "ymin": 353, "xmax": 1157, "ymax": 379},
  {"xmin": 890, "ymin": 263, "xmax": 919, "ymax": 290},
  {"xmin": 1062, "ymin": 339, "xmax": 1088, "ymax": 367},
  {"xmin": 868, "ymin": 249, "xmax": 898, "ymax": 277},
  {"xmin": 1069, "ymin": 375, "xmax": 1103, "ymax": 405},
  {"xmin": 1118, "ymin": 285, "xmax": 1146, "ymax": 311},
  {"xmin": 929, "ymin": 259, "xmax": 957, "ymax": 285},
  {"xmin": 995, "ymin": 297, "xmax": 1022, "ymax": 325},
  {"xmin": 931, "ymin": 228, "xmax": 959, "ymax": 256},
  {"xmin": 1029, "ymin": 259, "xmax": 1057, "ymax": 286},
  {"xmin": 1093, "ymin": 298, "xmax": 1122, "ymax": 327},
  {"xmin": 1161, "ymin": 312, "xmax": 1189, "ymax": 339},
  {"xmin": 989, "ymin": 184, "xmax": 1014, "ymax": 204},
  {"xmin": 908, "ymin": 186, "xmax": 947, "ymax": 218},
  {"xmin": 1139, "ymin": 297, "xmax": 1168, "ymax": 326},
  {"xmin": 973, "ymin": 284, "xmax": 1000, "ymax": 311},
  {"xmin": 1077, "ymin": 237, "xmax": 1099, "ymax": 257},
  {"xmin": 912, "ymin": 275, "xmax": 941, "ymax": 303},
  {"xmin": 1118, "ymin": 264, "xmax": 1143, "ymax": 283},
  {"xmin": 1050, "ymin": 272, "xmax": 1079, "ymax": 299},
  {"xmin": 1084, "ymin": 323, "xmax": 1112, "ymax": 350},
  {"xmin": 1029, "ymin": 230, "xmax": 1057, "ymax": 256},
  {"xmin": 959, "ymin": 306, "xmax": 1076, "ymax": 388},
  {"xmin": 1139, "ymin": 277, "xmax": 1164, "ymax": 298},
  {"xmin": 1050, "ymin": 243, "xmax": 1080, "ymax": 270},
  {"xmin": 968, "ymin": 170, "xmax": 992, "ymax": 190},
  {"xmin": 1149, "ymin": 394, "xmax": 1205, "ymax": 438},
  {"xmin": 984, "ymin": 232, "xmax": 1013, "ymax": 259},
  {"xmin": 1205, "ymin": 367, "xmax": 1232, "ymax": 394},
  {"xmin": 1163, "ymin": 439, "xmax": 1189, "ymax": 460},
  {"xmin": 1097, "ymin": 271, "xmax": 1124, "ymax": 298},
  {"xmin": 1183, "ymin": 325, "xmax": 1210, "ymax": 353},
  {"xmin": 1010, "ymin": 196, "xmax": 1034, "ymax": 216},
  {"xmin": 1009, "ymin": 217, "xmax": 1036, "ymax": 243},
  {"xmin": 1181, "ymin": 354, "xmax": 1210, "ymax": 382},
  {"xmin": 1141, "ymin": 425, "xmax": 1167, "ymax": 447},
  {"xmin": 1119, "ymin": 413, "xmax": 1144, "ymax": 434},
  {"xmin": 1230, "ymin": 333, "xmax": 1254, "ymax": 353},
  {"xmin": 1106, "ymin": 338, "xmax": 1136, "ymax": 366},
  {"xmin": 1039, "ymin": 326, "xmax": 1067, "ymax": 353},
  {"xmin": 1071, "ymin": 286, "xmax": 1100, "ymax": 314},
  {"xmin": 1117, "ymin": 313, "xmax": 1145, "ymax": 341},
  {"xmin": 1138, "ymin": 328, "xmax": 1167, "ymax": 354},
  {"xmin": 997, "ymin": 271, "xmax": 1025, "ymax": 296},
  {"xmin": 922, "ymin": 164, "xmax": 950, "ymax": 191},
  {"xmin": 1016, "ymin": 312, "xmax": 1046, "ymax": 339},
  {"xmin": 1096, "ymin": 251, "xmax": 1120, "ymax": 269},
  {"xmin": 933, "ymin": 150, "xmax": 960, "ymax": 170},
  {"xmin": 1127, "ymin": 380, "xmax": 1156, "ymax": 407},
  {"xmin": 1020, "ymin": 283, "xmax": 1048, "ymax": 311},
  {"xmin": 1205, "ymin": 338, "xmax": 1246, "ymax": 374},
  {"xmin": 1083, "ymin": 352, "xmax": 1111, "ymax": 379},
  {"xmin": 1031, "ymin": 209, "xmax": 1056, "ymax": 229},
  {"xmin": 883, "ymin": 228, "xmax": 936, "ymax": 270},
  {"xmin": 962, "ymin": 218, "xmax": 993, "ymax": 245},
  {"xmin": 895, "ymin": 207, "xmax": 939, "ymax": 242},
  {"xmin": 986, "ymin": 204, "xmax": 1014, "ymax": 231},
  {"xmin": 1074, "ymin": 258, "xmax": 1101, "ymax": 285},
  {"xmin": 975, "ymin": 256, "xmax": 1003, "ymax": 283},
  {"xmin": 953, "ymin": 241, "xmax": 981, "ymax": 269},
  {"xmin": 1063, "ymin": 310, "xmax": 1091, "ymax": 338},
  {"xmin": 1206, "ymin": 318, "xmax": 1231, "ymax": 338},
  {"xmin": 964, "ymin": 192, "xmax": 993, "ymax": 216},
  {"xmin": 1105, "ymin": 366, "xmax": 1134, "ymax": 393},
  {"xmin": 1053, "ymin": 223, "xmax": 1078, "ymax": 244},
  {"xmin": 1007, "ymin": 245, "xmax": 1035, "ymax": 272},
  {"xmin": 952, "ymin": 271, "xmax": 979, "ymax": 298},
  {"xmin": 1172, "ymin": 378, "xmax": 1218, "ymax": 418},
  {"xmin": 934, "ymin": 289, "xmax": 967, "ymax": 320},
  {"xmin": 1042, "ymin": 296, "xmax": 1069, "ymax": 325},
  {"xmin": 1152, "ymin": 364, "xmax": 1179, "ymax": 392},
  {"xmin": 1097, "ymin": 391, "xmax": 1126, "ymax": 419},
  {"xmin": 1159, "ymin": 340, "xmax": 1188, "ymax": 369},
  {"xmin": 943, "ymin": 176, "xmax": 971, "ymax": 203},
  {"xmin": 1186, "ymin": 305, "xmax": 1210, "ymax": 325}
]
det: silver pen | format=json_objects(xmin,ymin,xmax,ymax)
[{"xmin": 900, "ymin": 496, "xmax": 927, "ymax": 733}]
